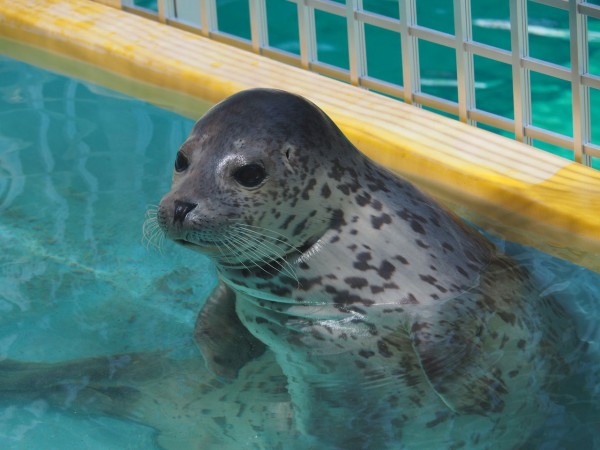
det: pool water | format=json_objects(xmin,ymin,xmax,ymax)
[
  {"xmin": 0, "ymin": 55, "xmax": 600, "ymax": 449},
  {"xmin": 0, "ymin": 55, "xmax": 210, "ymax": 448}
]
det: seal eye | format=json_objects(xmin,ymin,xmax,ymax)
[
  {"xmin": 233, "ymin": 163, "xmax": 267, "ymax": 188},
  {"xmin": 174, "ymin": 151, "xmax": 189, "ymax": 172}
]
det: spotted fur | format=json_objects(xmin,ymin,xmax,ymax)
[{"xmin": 157, "ymin": 89, "xmax": 588, "ymax": 449}]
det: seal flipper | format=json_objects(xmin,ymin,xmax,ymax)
[
  {"xmin": 408, "ymin": 256, "xmax": 573, "ymax": 418},
  {"xmin": 0, "ymin": 353, "xmax": 164, "ymax": 417},
  {"xmin": 409, "ymin": 316, "xmax": 505, "ymax": 416},
  {"xmin": 194, "ymin": 280, "xmax": 266, "ymax": 380}
]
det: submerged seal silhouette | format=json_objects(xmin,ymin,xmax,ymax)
[{"xmin": 157, "ymin": 88, "xmax": 579, "ymax": 449}]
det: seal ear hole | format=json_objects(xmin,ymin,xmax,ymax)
[
  {"xmin": 174, "ymin": 151, "xmax": 189, "ymax": 172},
  {"xmin": 233, "ymin": 163, "xmax": 267, "ymax": 188},
  {"xmin": 282, "ymin": 144, "xmax": 294, "ymax": 161},
  {"xmin": 282, "ymin": 145, "xmax": 295, "ymax": 174}
]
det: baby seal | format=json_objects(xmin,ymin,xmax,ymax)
[{"xmin": 157, "ymin": 89, "xmax": 579, "ymax": 449}]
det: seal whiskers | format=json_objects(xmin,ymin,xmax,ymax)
[
  {"xmin": 215, "ymin": 235, "xmax": 253, "ymax": 272},
  {"xmin": 142, "ymin": 205, "xmax": 165, "ymax": 251},
  {"xmin": 223, "ymin": 230, "xmax": 292, "ymax": 276},
  {"xmin": 229, "ymin": 224, "xmax": 300, "ymax": 283}
]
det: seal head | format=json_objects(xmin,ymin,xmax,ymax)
[{"xmin": 159, "ymin": 88, "xmax": 347, "ymax": 266}]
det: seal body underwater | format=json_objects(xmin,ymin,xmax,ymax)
[{"xmin": 156, "ymin": 88, "xmax": 589, "ymax": 449}]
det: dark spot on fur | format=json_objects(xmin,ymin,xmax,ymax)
[
  {"xmin": 354, "ymin": 359, "xmax": 367, "ymax": 369},
  {"xmin": 301, "ymin": 178, "xmax": 317, "ymax": 200},
  {"xmin": 321, "ymin": 183, "xmax": 331, "ymax": 198},
  {"xmin": 359, "ymin": 350, "xmax": 375, "ymax": 359},
  {"xmin": 409, "ymin": 395, "xmax": 423, "ymax": 407},
  {"xmin": 426, "ymin": 411, "xmax": 451, "ymax": 428},
  {"xmin": 311, "ymin": 330, "xmax": 325, "ymax": 341},
  {"xmin": 394, "ymin": 255, "xmax": 409, "ymax": 265},
  {"xmin": 344, "ymin": 277, "xmax": 369, "ymax": 289},
  {"xmin": 456, "ymin": 265, "xmax": 469, "ymax": 277},
  {"xmin": 387, "ymin": 395, "xmax": 399, "ymax": 407},
  {"xmin": 270, "ymin": 286, "xmax": 292, "ymax": 297},
  {"xmin": 420, "ymin": 274, "xmax": 437, "ymax": 285},
  {"xmin": 498, "ymin": 311, "xmax": 516, "ymax": 325},
  {"xmin": 328, "ymin": 160, "xmax": 344, "ymax": 181},
  {"xmin": 327, "ymin": 285, "xmax": 374, "ymax": 308},
  {"xmin": 212, "ymin": 416, "xmax": 227, "ymax": 428},
  {"xmin": 378, "ymin": 260, "xmax": 395, "ymax": 280},
  {"xmin": 330, "ymin": 209, "xmax": 346, "ymax": 229},
  {"xmin": 401, "ymin": 293, "xmax": 419, "ymax": 304},
  {"xmin": 366, "ymin": 177, "xmax": 390, "ymax": 193},
  {"xmin": 416, "ymin": 240, "xmax": 430, "ymax": 249},
  {"xmin": 371, "ymin": 213, "xmax": 392, "ymax": 230},
  {"xmin": 355, "ymin": 192, "xmax": 371, "ymax": 206},
  {"xmin": 298, "ymin": 276, "xmax": 323, "ymax": 290},
  {"xmin": 292, "ymin": 218, "xmax": 308, "ymax": 236},
  {"xmin": 410, "ymin": 220, "xmax": 425, "ymax": 235},
  {"xmin": 281, "ymin": 215, "xmax": 296, "ymax": 230},
  {"xmin": 377, "ymin": 340, "xmax": 393, "ymax": 358},
  {"xmin": 354, "ymin": 252, "xmax": 373, "ymax": 271}
]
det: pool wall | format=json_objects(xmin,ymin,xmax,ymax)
[{"xmin": 1, "ymin": 0, "xmax": 599, "ymax": 273}]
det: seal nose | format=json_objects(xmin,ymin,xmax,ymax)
[{"xmin": 173, "ymin": 200, "xmax": 197, "ymax": 225}]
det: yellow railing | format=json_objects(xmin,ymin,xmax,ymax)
[{"xmin": 116, "ymin": 0, "xmax": 600, "ymax": 167}]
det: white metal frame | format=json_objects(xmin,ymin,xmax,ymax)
[{"xmin": 117, "ymin": 0, "xmax": 600, "ymax": 167}]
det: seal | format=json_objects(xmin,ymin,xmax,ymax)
[{"xmin": 156, "ymin": 89, "xmax": 582, "ymax": 449}]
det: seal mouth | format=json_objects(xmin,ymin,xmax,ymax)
[
  {"xmin": 297, "ymin": 237, "xmax": 318, "ymax": 254},
  {"xmin": 175, "ymin": 233, "xmax": 321, "ymax": 273},
  {"xmin": 272, "ymin": 236, "xmax": 320, "ymax": 264},
  {"xmin": 174, "ymin": 238, "xmax": 222, "ymax": 255},
  {"xmin": 215, "ymin": 235, "xmax": 320, "ymax": 270}
]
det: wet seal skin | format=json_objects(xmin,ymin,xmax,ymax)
[{"xmin": 156, "ymin": 88, "xmax": 595, "ymax": 449}]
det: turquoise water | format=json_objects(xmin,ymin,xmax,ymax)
[
  {"xmin": 135, "ymin": 0, "xmax": 600, "ymax": 168},
  {"xmin": 0, "ymin": 56, "xmax": 209, "ymax": 448},
  {"xmin": 1, "ymin": 52, "xmax": 600, "ymax": 449}
]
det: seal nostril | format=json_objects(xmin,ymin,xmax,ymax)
[{"xmin": 173, "ymin": 200, "xmax": 197, "ymax": 225}]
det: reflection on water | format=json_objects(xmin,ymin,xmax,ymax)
[{"xmin": 0, "ymin": 56, "xmax": 599, "ymax": 449}]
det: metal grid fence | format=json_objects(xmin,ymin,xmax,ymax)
[{"xmin": 115, "ymin": 0, "xmax": 600, "ymax": 168}]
